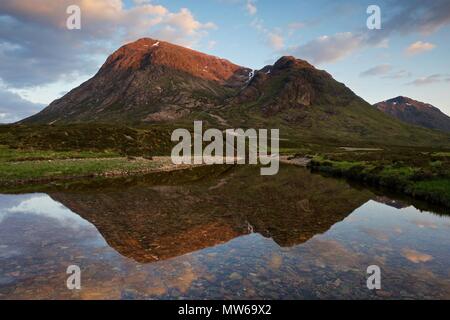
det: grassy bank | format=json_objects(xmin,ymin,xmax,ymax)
[
  {"xmin": 0, "ymin": 145, "xmax": 182, "ymax": 188},
  {"xmin": 2, "ymin": 123, "xmax": 450, "ymax": 209},
  {"xmin": 0, "ymin": 124, "xmax": 181, "ymax": 188},
  {"xmin": 307, "ymin": 149, "xmax": 450, "ymax": 207}
]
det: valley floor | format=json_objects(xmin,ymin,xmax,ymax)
[
  {"xmin": 0, "ymin": 146, "xmax": 200, "ymax": 191},
  {"xmin": 1, "ymin": 141, "xmax": 450, "ymax": 209}
]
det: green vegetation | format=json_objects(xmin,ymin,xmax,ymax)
[
  {"xmin": 0, "ymin": 123, "xmax": 175, "ymax": 156},
  {"xmin": 0, "ymin": 144, "xmax": 173, "ymax": 187},
  {"xmin": 0, "ymin": 124, "xmax": 184, "ymax": 187},
  {"xmin": 1, "ymin": 122, "xmax": 450, "ymax": 210},
  {"xmin": 307, "ymin": 148, "xmax": 450, "ymax": 207}
]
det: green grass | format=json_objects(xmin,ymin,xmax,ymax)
[
  {"xmin": 308, "ymin": 150, "xmax": 450, "ymax": 208},
  {"xmin": 0, "ymin": 123, "xmax": 176, "ymax": 156},
  {"xmin": 0, "ymin": 158, "xmax": 162, "ymax": 181},
  {"xmin": 0, "ymin": 143, "xmax": 175, "ymax": 187},
  {"xmin": 0, "ymin": 145, "xmax": 120, "ymax": 162},
  {"xmin": 432, "ymin": 152, "xmax": 450, "ymax": 157}
]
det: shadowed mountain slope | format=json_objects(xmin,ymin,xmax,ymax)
[{"xmin": 374, "ymin": 96, "xmax": 450, "ymax": 133}]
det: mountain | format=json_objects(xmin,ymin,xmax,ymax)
[
  {"xmin": 374, "ymin": 96, "xmax": 450, "ymax": 133},
  {"xmin": 21, "ymin": 38, "xmax": 450, "ymax": 147},
  {"xmin": 220, "ymin": 56, "xmax": 449, "ymax": 146},
  {"xmin": 23, "ymin": 38, "xmax": 251, "ymax": 124}
]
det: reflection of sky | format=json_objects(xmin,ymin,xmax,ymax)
[
  {"xmin": 320, "ymin": 199, "xmax": 450, "ymax": 268},
  {"xmin": 1, "ymin": 193, "xmax": 450, "ymax": 299},
  {"xmin": 0, "ymin": 194, "xmax": 89, "ymax": 229},
  {"xmin": 351, "ymin": 200, "xmax": 450, "ymax": 229},
  {"xmin": 329, "ymin": 199, "xmax": 450, "ymax": 242}
]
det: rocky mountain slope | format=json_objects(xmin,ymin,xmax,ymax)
[
  {"xmin": 23, "ymin": 38, "xmax": 251, "ymax": 124},
  {"xmin": 374, "ymin": 96, "xmax": 450, "ymax": 133},
  {"xmin": 21, "ymin": 38, "xmax": 450, "ymax": 147}
]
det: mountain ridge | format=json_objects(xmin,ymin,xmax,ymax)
[
  {"xmin": 20, "ymin": 38, "xmax": 450, "ymax": 147},
  {"xmin": 374, "ymin": 96, "xmax": 450, "ymax": 133}
]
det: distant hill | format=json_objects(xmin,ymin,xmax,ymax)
[
  {"xmin": 21, "ymin": 38, "xmax": 450, "ymax": 147},
  {"xmin": 374, "ymin": 96, "xmax": 450, "ymax": 133}
]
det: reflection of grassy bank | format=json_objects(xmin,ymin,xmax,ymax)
[{"xmin": 308, "ymin": 149, "xmax": 450, "ymax": 207}]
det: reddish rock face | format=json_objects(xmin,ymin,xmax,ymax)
[
  {"xmin": 374, "ymin": 96, "xmax": 450, "ymax": 133},
  {"xmin": 23, "ymin": 38, "xmax": 251, "ymax": 124},
  {"xmin": 101, "ymin": 38, "xmax": 250, "ymax": 87}
]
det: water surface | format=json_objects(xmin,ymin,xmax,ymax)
[{"xmin": 1, "ymin": 165, "xmax": 450, "ymax": 299}]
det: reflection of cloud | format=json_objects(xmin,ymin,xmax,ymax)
[
  {"xmin": 268, "ymin": 253, "xmax": 283, "ymax": 269},
  {"xmin": 361, "ymin": 227, "xmax": 389, "ymax": 241},
  {"xmin": 3, "ymin": 194, "xmax": 88, "ymax": 228},
  {"xmin": 411, "ymin": 220, "xmax": 438, "ymax": 229},
  {"xmin": 401, "ymin": 248, "xmax": 433, "ymax": 263},
  {"xmin": 306, "ymin": 239, "xmax": 360, "ymax": 269}
]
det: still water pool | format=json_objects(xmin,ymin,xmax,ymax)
[{"xmin": 1, "ymin": 165, "xmax": 450, "ymax": 299}]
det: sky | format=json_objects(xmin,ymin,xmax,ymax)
[{"xmin": 0, "ymin": 0, "xmax": 449, "ymax": 123}]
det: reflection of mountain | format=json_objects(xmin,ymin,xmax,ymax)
[{"xmin": 49, "ymin": 165, "xmax": 373, "ymax": 263}]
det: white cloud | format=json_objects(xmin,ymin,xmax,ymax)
[
  {"xmin": 405, "ymin": 41, "xmax": 436, "ymax": 55},
  {"xmin": 407, "ymin": 74, "xmax": 447, "ymax": 86},
  {"xmin": 288, "ymin": 22, "xmax": 305, "ymax": 31},
  {"xmin": 249, "ymin": 16, "xmax": 284, "ymax": 51},
  {"xmin": 290, "ymin": 32, "xmax": 365, "ymax": 65},
  {"xmin": 360, "ymin": 64, "xmax": 392, "ymax": 77},
  {"xmin": 246, "ymin": 0, "xmax": 257, "ymax": 16},
  {"xmin": 287, "ymin": 22, "xmax": 305, "ymax": 36},
  {"xmin": 285, "ymin": 1, "xmax": 450, "ymax": 65},
  {"xmin": 0, "ymin": 87, "xmax": 44, "ymax": 123},
  {"xmin": 267, "ymin": 33, "xmax": 284, "ymax": 50},
  {"xmin": 383, "ymin": 69, "xmax": 412, "ymax": 79},
  {"xmin": 207, "ymin": 40, "xmax": 217, "ymax": 49},
  {"xmin": 0, "ymin": 0, "xmax": 216, "ymax": 88}
]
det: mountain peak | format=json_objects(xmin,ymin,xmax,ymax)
[
  {"xmin": 375, "ymin": 97, "xmax": 450, "ymax": 132},
  {"xmin": 387, "ymin": 96, "xmax": 415, "ymax": 104},
  {"xmin": 99, "ymin": 37, "xmax": 250, "ymax": 86},
  {"xmin": 273, "ymin": 56, "xmax": 315, "ymax": 70}
]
